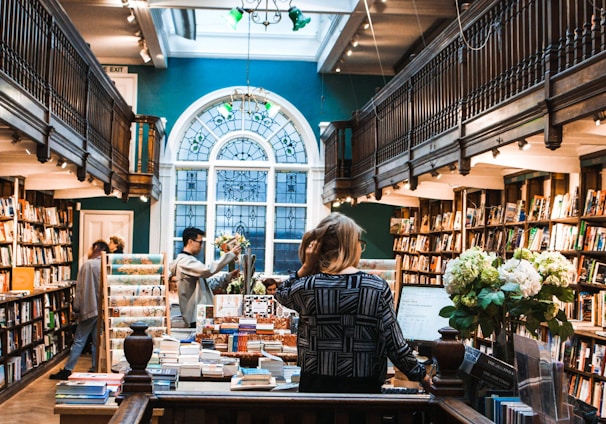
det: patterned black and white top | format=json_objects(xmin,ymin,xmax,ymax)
[{"xmin": 275, "ymin": 271, "xmax": 426, "ymax": 393}]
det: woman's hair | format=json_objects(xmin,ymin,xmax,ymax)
[
  {"xmin": 110, "ymin": 235, "xmax": 125, "ymax": 250},
  {"xmin": 299, "ymin": 212, "xmax": 363, "ymax": 274}
]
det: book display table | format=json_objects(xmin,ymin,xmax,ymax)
[{"xmin": 54, "ymin": 397, "xmax": 164, "ymax": 424}]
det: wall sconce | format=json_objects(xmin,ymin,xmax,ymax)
[
  {"xmin": 492, "ymin": 147, "xmax": 500, "ymax": 158},
  {"xmin": 518, "ymin": 139, "xmax": 530, "ymax": 151}
]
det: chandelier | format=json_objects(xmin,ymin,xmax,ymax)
[
  {"xmin": 225, "ymin": 0, "xmax": 311, "ymax": 31},
  {"xmin": 217, "ymin": 12, "xmax": 282, "ymax": 120}
]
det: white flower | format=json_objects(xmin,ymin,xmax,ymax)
[
  {"xmin": 533, "ymin": 251, "xmax": 575, "ymax": 287},
  {"xmin": 498, "ymin": 258, "xmax": 542, "ymax": 297}
]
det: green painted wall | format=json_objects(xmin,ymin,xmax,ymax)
[
  {"xmin": 334, "ymin": 202, "xmax": 398, "ymax": 259},
  {"xmin": 71, "ymin": 197, "xmax": 150, "ymax": 272}
]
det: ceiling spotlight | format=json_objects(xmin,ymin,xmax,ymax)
[
  {"xmin": 140, "ymin": 195, "xmax": 149, "ymax": 202},
  {"xmin": 431, "ymin": 170, "xmax": 441, "ymax": 179},
  {"xmin": 448, "ymin": 163, "xmax": 457, "ymax": 172},
  {"xmin": 392, "ymin": 183, "xmax": 400, "ymax": 190},
  {"xmin": 57, "ymin": 159, "xmax": 67, "ymax": 169},
  {"xmin": 139, "ymin": 48, "xmax": 151, "ymax": 63},
  {"xmin": 346, "ymin": 47, "xmax": 353, "ymax": 56},
  {"xmin": 518, "ymin": 139, "xmax": 530, "ymax": 151},
  {"xmin": 127, "ymin": 11, "xmax": 136, "ymax": 24},
  {"xmin": 335, "ymin": 66, "xmax": 341, "ymax": 73},
  {"xmin": 403, "ymin": 181, "xmax": 411, "ymax": 190},
  {"xmin": 492, "ymin": 147, "xmax": 500, "ymax": 158},
  {"xmin": 87, "ymin": 175, "xmax": 94, "ymax": 183},
  {"xmin": 362, "ymin": 21, "xmax": 370, "ymax": 30},
  {"xmin": 595, "ymin": 111, "xmax": 606, "ymax": 127},
  {"xmin": 332, "ymin": 200, "xmax": 341, "ymax": 208},
  {"xmin": 24, "ymin": 148, "xmax": 31, "ymax": 155},
  {"xmin": 351, "ymin": 36, "xmax": 359, "ymax": 48}
]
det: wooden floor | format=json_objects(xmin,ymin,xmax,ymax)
[{"xmin": 0, "ymin": 353, "xmax": 92, "ymax": 424}]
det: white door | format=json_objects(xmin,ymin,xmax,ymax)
[{"xmin": 79, "ymin": 210, "xmax": 134, "ymax": 269}]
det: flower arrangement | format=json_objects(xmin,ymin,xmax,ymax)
[
  {"xmin": 226, "ymin": 273, "xmax": 265, "ymax": 295},
  {"xmin": 214, "ymin": 232, "xmax": 250, "ymax": 254},
  {"xmin": 439, "ymin": 247, "xmax": 576, "ymax": 361}
]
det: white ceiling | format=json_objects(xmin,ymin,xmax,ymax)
[{"xmin": 57, "ymin": 0, "xmax": 459, "ymax": 75}]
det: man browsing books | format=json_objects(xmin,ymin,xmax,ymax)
[{"xmin": 169, "ymin": 227, "xmax": 241, "ymax": 328}]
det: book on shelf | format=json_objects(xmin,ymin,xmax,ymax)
[{"xmin": 504, "ymin": 203, "xmax": 517, "ymax": 223}]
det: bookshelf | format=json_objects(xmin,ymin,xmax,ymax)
[{"xmin": 0, "ymin": 284, "xmax": 75, "ymax": 402}]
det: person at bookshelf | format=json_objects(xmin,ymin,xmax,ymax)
[
  {"xmin": 50, "ymin": 239, "xmax": 110, "ymax": 380},
  {"xmin": 169, "ymin": 227, "xmax": 241, "ymax": 328},
  {"xmin": 109, "ymin": 235, "xmax": 125, "ymax": 254},
  {"xmin": 275, "ymin": 212, "xmax": 431, "ymax": 394}
]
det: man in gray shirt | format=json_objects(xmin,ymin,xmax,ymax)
[{"xmin": 169, "ymin": 227, "xmax": 241, "ymax": 327}]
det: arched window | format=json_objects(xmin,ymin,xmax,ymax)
[{"xmin": 160, "ymin": 87, "xmax": 324, "ymax": 275}]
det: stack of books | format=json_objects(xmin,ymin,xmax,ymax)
[
  {"xmin": 55, "ymin": 380, "xmax": 110, "ymax": 404},
  {"xmin": 146, "ymin": 367, "xmax": 178, "ymax": 391},
  {"xmin": 230, "ymin": 367, "xmax": 276, "ymax": 390},
  {"xmin": 158, "ymin": 336, "xmax": 180, "ymax": 367},
  {"xmin": 238, "ymin": 317, "xmax": 257, "ymax": 334},
  {"xmin": 68, "ymin": 372, "xmax": 125, "ymax": 397},
  {"xmin": 258, "ymin": 357, "xmax": 283, "ymax": 378},
  {"xmin": 201, "ymin": 363, "xmax": 224, "ymax": 378}
]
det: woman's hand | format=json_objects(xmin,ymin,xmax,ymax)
[
  {"xmin": 230, "ymin": 245, "xmax": 242, "ymax": 257},
  {"xmin": 298, "ymin": 239, "xmax": 321, "ymax": 277}
]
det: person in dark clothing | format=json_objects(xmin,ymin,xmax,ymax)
[{"xmin": 275, "ymin": 212, "xmax": 431, "ymax": 394}]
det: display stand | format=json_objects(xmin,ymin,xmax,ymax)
[{"xmin": 96, "ymin": 253, "xmax": 170, "ymax": 372}]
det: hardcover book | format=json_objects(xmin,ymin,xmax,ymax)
[{"xmin": 56, "ymin": 380, "xmax": 107, "ymax": 395}]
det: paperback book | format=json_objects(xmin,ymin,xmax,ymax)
[{"xmin": 56, "ymin": 380, "xmax": 107, "ymax": 395}]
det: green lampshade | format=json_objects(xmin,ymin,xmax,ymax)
[
  {"xmin": 265, "ymin": 102, "xmax": 281, "ymax": 118},
  {"xmin": 224, "ymin": 7, "xmax": 244, "ymax": 30},
  {"xmin": 288, "ymin": 6, "xmax": 310, "ymax": 31},
  {"xmin": 217, "ymin": 102, "xmax": 233, "ymax": 118}
]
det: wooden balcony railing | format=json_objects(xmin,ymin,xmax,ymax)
[
  {"xmin": 323, "ymin": 0, "xmax": 606, "ymax": 202},
  {"xmin": 0, "ymin": 0, "xmax": 162, "ymax": 199}
]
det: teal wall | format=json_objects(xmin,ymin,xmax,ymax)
[
  {"xmin": 334, "ymin": 202, "xmax": 398, "ymax": 259},
  {"xmin": 70, "ymin": 58, "xmax": 396, "ymax": 269},
  {"xmin": 71, "ymin": 197, "xmax": 150, "ymax": 272},
  {"xmin": 131, "ymin": 58, "xmax": 387, "ymax": 144}
]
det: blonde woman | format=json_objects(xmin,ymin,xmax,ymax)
[{"xmin": 276, "ymin": 212, "xmax": 431, "ymax": 394}]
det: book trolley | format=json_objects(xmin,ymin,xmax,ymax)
[{"xmin": 97, "ymin": 253, "xmax": 170, "ymax": 373}]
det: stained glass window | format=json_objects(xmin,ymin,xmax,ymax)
[{"xmin": 174, "ymin": 91, "xmax": 312, "ymax": 274}]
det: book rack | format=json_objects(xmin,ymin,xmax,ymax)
[{"xmin": 97, "ymin": 253, "xmax": 170, "ymax": 372}]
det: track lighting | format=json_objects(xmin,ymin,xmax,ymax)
[
  {"xmin": 518, "ymin": 139, "xmax": 530, "ymax": 151},
  {"xmin": 492, "ymin": 147, "xmax": 500, "ymax": 158},
  {"xmin": 127, "ymin": 11, "xmax": 136, "ymax": 24}
]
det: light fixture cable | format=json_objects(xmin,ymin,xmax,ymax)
[{"xmin": 454, "ymin": 0, "xmax": 495, "ymax": 51}]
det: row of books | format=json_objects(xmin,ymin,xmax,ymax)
[
  {"xmin": 16, "ymin": 222, "xmax": 71, "ymax": 245},
  {"xmin": 583, "ymin": 189, "xmax": 606, "ymax": 217},
  {"xmin": 399, "ymin": 253, "xmax": 446, "ymax": 274},
  {"xmin": 14, "ymin": 244, "xmax": 73, "ymax": 266}
]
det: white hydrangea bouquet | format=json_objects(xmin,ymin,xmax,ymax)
[{"xmin": 439, "ymin": 247, "xmax": 575, "ymax": 362}]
